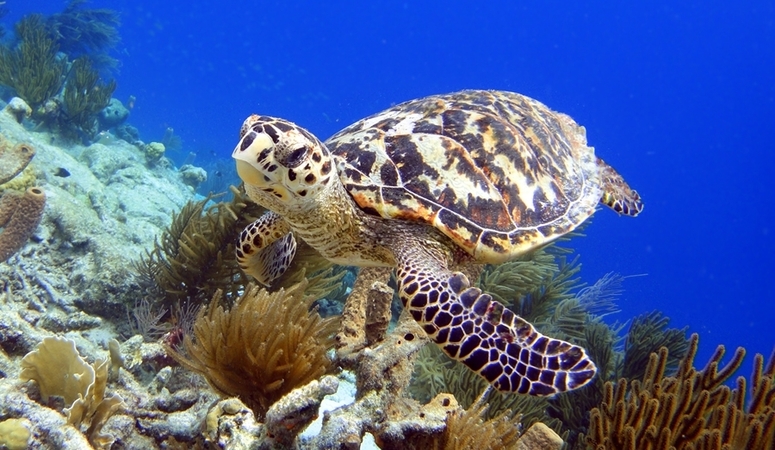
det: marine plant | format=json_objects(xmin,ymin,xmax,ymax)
[
  {"xmin": 60, "ymin": 56, "xmax": 116, "ymax": 139},
  {"xmin": 164, "ymin": 280, "xmax": 338, "ymax": 419},
  {"xmin": 432, "ymin": 391, "xmax": 522, "ymax": 450},
  {"xmin": 45, "ymin": 0, "xmax": 121, "ymax": 72},
  {"xmin": 134, "ymin": 189, "xmax": 261, "ymax": 309},
  {"xmin": 0, "ymin": 15, "xmax": 66, "ymax": 109},
  {"xmin": 585, "ymin": 333, "xmax": 775, "ymax": 449}
]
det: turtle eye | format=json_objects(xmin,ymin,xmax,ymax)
[{"xmin": 282, "ymin": 146, "xmax": 308, "ymax": 168}]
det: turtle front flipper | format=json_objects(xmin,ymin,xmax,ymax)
[
  {"xmin": 395, "ymin": 244, "xmax": 596, "ymax": 395},
  {"xmin": 597, "ymin": 158, "xmax": 644, "ymax": 217},
  {"xmin": 236, "ymin": 211, "xmax": 297, "ymax": 286}
]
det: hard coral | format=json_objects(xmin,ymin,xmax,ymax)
[
  {"xmin": 4, "ymin": 97, "xmax": 32, "ymax": 123},
  {"xmin": 165, "ymin": 280, "xmax": 338, "ymax": 420},
  {"xmin": 19, "ymin": 337, "xmax": 126, "ymax": 450},
  {"xmin": 0, "ymin": 418, "xmax": 31, "ymax": 450}
]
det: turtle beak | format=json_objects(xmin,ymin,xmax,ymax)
[
  {"xmin": 235, "ymin": 159, "xmax": 268, "ymax": 187},
  {"xmin": 233, "ymin": 130, "xmax": 276, "ymax": 187}
]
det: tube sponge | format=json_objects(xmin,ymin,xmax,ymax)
[{"xmin": 0, "ymin": 186, "xmax": 45, "ymax": 262}]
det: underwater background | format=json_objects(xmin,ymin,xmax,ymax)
[
  {"xmin": 0, "ymin": 0, "xmax": 773, "ymax": 448},
  {"xmin": 10, "ymin": 0, "xmax": 769, "ymax": 367}
]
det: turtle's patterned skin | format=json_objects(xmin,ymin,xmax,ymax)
[{"xmin": 233, "ymin": 90, "xmax": 643, "ymax": 395}]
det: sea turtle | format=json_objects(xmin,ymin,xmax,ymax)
[{"xmin": 232, "ymin": 90, "xmax": 643, "ymax": 396}]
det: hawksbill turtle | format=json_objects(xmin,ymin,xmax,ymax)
[{"xmin": 232, "ymin": 90, "xmax": 643, "ymax": 396}]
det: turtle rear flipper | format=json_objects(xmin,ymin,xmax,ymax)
[{"xmin": 597, "ymin": 158, "xmax": 644, "ymax": 217}]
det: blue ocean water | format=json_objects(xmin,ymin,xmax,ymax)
[{"xmin": 6, "ymin": 1, "xmax": 773, "ymax": 370}]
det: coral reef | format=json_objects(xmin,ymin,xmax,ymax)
[
  {"xmin": 0, "ymin": 84, "xmax": 764, "ymax": 449},
  {"xmin": 586, "ymin": 333, "xmax": 775, "ymax": 450},
  {"xmin": 0, "ymin": 6, "xmax": 119, "ymax": 141},
  {"xmin": 165, "ymin": 280, "xmax": 338, "ymax": 420}
]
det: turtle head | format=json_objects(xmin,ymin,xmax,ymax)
[{"xmin": 233, "ymin": 115, "xmax": 335, "ymax": 207}]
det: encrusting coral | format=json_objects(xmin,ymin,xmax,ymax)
[
  {"xmin": 164, "ymin": 279, "xmax": 338, "ymax": 420},
  {"xmin": 585, "ymin": 333, "xmax": 775, "ymax": 450},
  {"xmin": 19, "ymin": 337, "xmax": 126, "ymax": 449},
  {"xmin": 0, "ymin": 418, "xmax": 31, "ymax": 450}
]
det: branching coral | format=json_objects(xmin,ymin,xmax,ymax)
[
  {"xmin": 164, "ymin": 280, "xmax": 338, "ymax": 420},
  {"xmin": 586, "ymin": 333, "xmax": 775, "ymax": 450},
  {"xmin": 0, "ymin": 15, "xmax": 66, "ymax": 109}
]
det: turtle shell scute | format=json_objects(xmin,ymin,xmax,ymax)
[{"xmin": 326, "ymin": 90, "xmax": 602, "ymax": 261}]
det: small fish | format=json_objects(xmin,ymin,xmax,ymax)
[{"xmin": 54, "ymin": 167, "xmax": 71, "ymax": 177}]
